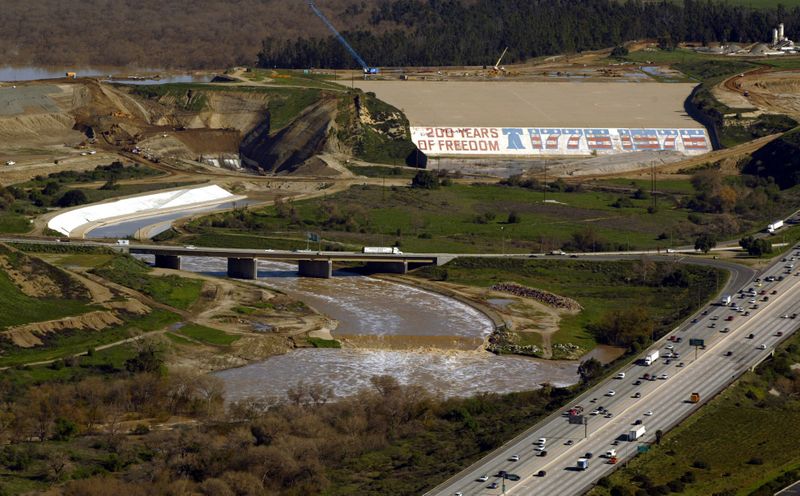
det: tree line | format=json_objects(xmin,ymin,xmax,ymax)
[{"xmin": 258, "ymin": 0, "xmax": 800, "ymax": 69}]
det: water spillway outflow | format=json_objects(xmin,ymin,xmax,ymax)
[
  {"xmin": 216, "ymin": 348, "xmax": 579, "ymax": 405},
  {"xmin": 137, "ymin": 255, "xmax": 579, "ymax": 404}
]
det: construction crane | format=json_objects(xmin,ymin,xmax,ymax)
[
  {"xmin": 307, "ymin": 0, "xmax": 379, "ymax": 74},
  {"xmin": 494, "ymin": 47, "xmax": 509, "ymax": 71}
]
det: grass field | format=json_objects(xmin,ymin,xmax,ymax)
[
  {"xmin": 0, "ymin": 268, "xmax": 92, "ymax": 329},
  {"xmin": 588, "ymin": 329, "xmax": 800, "ymax": 496},
  {"xmin": 413, "ymin": 258, "xmax": 723, "ymax": 355},
  {"xmin": 0, "ymin": 213, "xmax": 31, "ymax": 234},
  {"xmin": 174, "ymin": 323, "xmax": 238, "ymax": 346},
  {"xmin": 92, "ymin": 256, "xmax": 204, "ymax": 310},
  {"xmin": 183, "ymin": 182, "xmax": 793, "ymax": 254},
  {"xmin": 345, "ymin": 165, "xmax": 417, "ymax": 179},
  {"xmin": 0, "ymin": 309, "xmax": 180, "ymax": 368},
  {"xmin": 243, "ymin": 68, "xmax": 345, "ymax": 91}
]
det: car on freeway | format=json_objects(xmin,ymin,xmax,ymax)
[
  {"xmin": 565, "ymin": 440, "xmax": 574, "ymax": 446},
  {"xmin": 710, "ymin": 315, "xmax": 719, "ymax": 321},
  {"xmin": 615, "ymin": 372, "xmax": 625, "ymax": 379},
  {"xmin": 758, "ymin": 344, "xmax": 767, "ymax": 350},
  {"xmin": 725, "ymin": 351, "xmax": 733, "ymax": 356},
  {"xmin": 537, "ymin": 438, "xmax": 547, "ymax": 445},
  {"xmin": 477, "ymin": 475, "xmax": 488, "ymax": 482},
  {"xmin": 585, "ymin": 452, "xmax": 593, "ymax": 459},
  {"xmin": 659, "ymin": 374, "xmax": 669, "ymax": 380},
  {"xmin": 709, "ymin": 323, "xmax": 717, "ymax": 328},
  {"xmin": 488, "ymin": 482, "xmax": 499, "ymax": 489},
  {"xmin": 722, "ymin": 327, "xmax": 730, "ymax": 333},
  {"xmin": 748, "ymin": 333, "xmax": 755, "ymax": 339},
  {"xmin": 505, "ymin": 474, "xmax": 521, "ymax": 481},
  {"xmin": 749, "ymin": 299, "xmax": 756, "ymax": 304},
  {"xmin": 606, "ymin": 390, "xmax": 616, "ymax": 397},
  {"xmin": 633, "ymin": 380, "xmax": 642, "ymax": 386},
  {"xmin": 605, "ymin": 413, "xmax": 614, "ymax": 418},
  {"xmin": 691, "ymin": 318, "xmax": 699, "ymax": 324},
  {"xmin": 184, "ymin": 245, "xmax": 196, "ymax": 249},
  {"xmin": 776, "ymin": 331, "xmax": 784, "ymax": 337},
  {"xmin": 701, "ymin": 310, "xmax": 709, "ymax": 316},
  {"xmin": 537, "ymin": 470, "xmax": 547, "ymax": 477},
  {"xmin": 633, "ymin": 392, "xmax": 641, "ymax": 398},
  {"xmin": 591, "ymin": 409, "xmax": 600, "ymax": 415},
  {"xmin": 535, "ymin": 446, "xmax": 546, "ymax": 452},
  {"xmin": 726, "ymin": 315, "xmax": 735, "ymax": 321},
  {"xmin": 634, "ymin": 419, "xmax": 642, "ymax": 425},
  {"xmin": 455, "ymin": 492, "xmax": 462, "ymax": 496},
  {"xmin": 772, "ymin": 290, "xmax": 779, "ymax": 295},
  {"xmin": 665, "ymin": 344, "xmax": 674, "ymax": 350},
  {"xmin": 677, "ymin": 362, "xmax": 685, "ymax": 367},
  {"xmin": 509, "ymin": 455, "xmax": 519, "ymax": 462},
  {"xmin": 644, "ymin": 410, "xmax": 654, "ymax": 416}
]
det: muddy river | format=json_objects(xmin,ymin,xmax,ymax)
[{"xmin": 137, "ymin": 255, "xmax": 580, "ymax": 404}]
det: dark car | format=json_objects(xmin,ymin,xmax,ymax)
[
  {"xmin": 497, "ymin": 470, "xmax": 507, "ymax": 478},
  {"xmin": 633, "ymin": 380, "xmax": 642, "ymax": 385},
  {"xmin": 585, "ymin": 452, "xmax": 593, "ymax": 459},
  {"xmin": 725, "ymin": 351, "xmax": 733, "ymax": 356},
  {"xmin": 748, "ymin": 333, "xmax": 754, "ymax": 339},
  {"xmin": 539, "ymin": 450, "xmax": 548, "ymax": 457},
  {"xmin": 505, "ymin": 474, "xmax": 521, "ymax": 481},
  {"xmin": 537, "ymin": 470, "xmax": 547, "ymax": 477},
  {"xmin": 488, "ymin": 482, "xmax": 499, "ymax": 489}
]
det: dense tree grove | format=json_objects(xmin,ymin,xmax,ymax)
[{"xmin": 258, "ymin": 0, "xmax": 800, "ymax": 69}]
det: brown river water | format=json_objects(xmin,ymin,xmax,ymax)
[{"xmin": 139, "ymin": 255, "xmax": 580, "ymax": 405}]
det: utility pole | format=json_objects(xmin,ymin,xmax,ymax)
[{"xmin": 501, "ymin": 226, "xmax": 506, "ymax": 255}]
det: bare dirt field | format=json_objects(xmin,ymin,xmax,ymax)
[
  {"xmin": 354, "ymin": 81, "xmax": 700, "ymax": 128},
  {"xmin": 716, "ymin": 69, "xmax": 800, "ymax": 120}
]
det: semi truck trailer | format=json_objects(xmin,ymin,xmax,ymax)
[
  {"xmin": 628, "ymin": 425, "xmax": 646, "ymax": 441},
  {"xmin": 362, "ymin": 247, "xmax": 403, "ymax": 254},
  {"xmin": 644, "ymin": 350, "xmax": 660, "ymax": 366}
]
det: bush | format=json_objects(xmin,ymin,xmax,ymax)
[
  {"xmin": 680, "ymin": 471, "xmax": 696, "ymax": 483},
  {"xmin": 747, "ymin": 457, "xmax": 764, "ymax": 465},
  {"xmin": 56, "ymin": 189, "xmax": 88, "ymax": 207},
  {"xmin": 507, "ymin": 211, "xmax": 521, "ymax": 224},
  {"xmin": 692, "ymin": 459, "xmax": 709, "ymax": 469},
  {"xmin": 667, "ymin": 479, "xmax": 685, "ymax": 492},
  {"xmin": 411, "ymin": 170, "xmax": 439, "ymax": 189}
]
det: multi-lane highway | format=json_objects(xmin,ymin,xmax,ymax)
[{"xmin": 429, "ymin": 248, "xmax": 800, "ymax": 496}]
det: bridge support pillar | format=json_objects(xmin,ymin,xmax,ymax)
[
  {"xmin": 154, "ymin": 254, "xmax": 181, "ymax": 270},
  {"xmin": 298, "ymin": 260, "xmax": 332, "ymax": 279},
  {"xmin": 364, "ymin": 261, "xmax": 408, "ymax": 274},
  {"xmin": 227, "ymin": 257, "xmax": 258, "ymax": 280}
]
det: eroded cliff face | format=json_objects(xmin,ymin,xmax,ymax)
[{"xmin": 239, "ymin": 97, "xmax": 340, "ymax": 174}]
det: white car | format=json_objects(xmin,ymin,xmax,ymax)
[
  {"xmin": 534, "ymin": 446, "xmax": 546, "ymax": 452},
  {"xmin": 644, "ymin": 410, "xmax": 654, "ymax": 416},
  {"xmin": 477, "ymin": 475, "xmax": 488, "ymax": 482},
  {"xmin": 606, "ymin": 390, "xmax": 616, "ymax": 397},
  {"xmin": 509, "ymin": 455, "xmax": 519, "ymax": 462},
  {"xmin": 537, "ymin": 438, "xmax": 547, "ymax": 445},
  {"xmin": 615, "ymin": 372, "xmax": 625, "ymax": 379},
  {"xmin": 665, "ymin": 344, "xmax": 674, "ymax": 350},
  {"xmin": 659, "ymin": 374, "xmax": 669, "ymax": 380},
  {"xmin": 758, "ymin": 344, "xmax": 767, "ymax": 350}
]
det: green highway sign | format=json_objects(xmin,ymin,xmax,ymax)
[{"xmin": 689, "ymin": 338, "xmax": 705, "ymax": 347}]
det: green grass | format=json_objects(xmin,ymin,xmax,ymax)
[
  {"xmin": 345, "ymin": 165, "xmax": 417, "ymax": 179},
  {"xmin": 0, "ymin": 213, "xmax": 32, "ymax": 233},
  {"xmin": 46, "ymin": 254, "xmax": 116, "ymax": 269},
  {"xmin": 413, "ymin": 258, "xmax": 722, "ymax": 354},
  {"xmin": 185, "ymin": 183, "xmax": 766, "ymax": 254},
  {"xmin": 92, "ymin": 256, "xmax": 203, "ymax": 310},
  {"xmin": 1, "ymin": 343, "xmax": 140, "ymax": 387},
  {"xmin": 0, "ymin": 309, "xmax": 180, "ymax": 367},
  {"xmin": 175, "ymin": 323, "xmax": 238, "ymax": 346},
  {"xmin": 589, "ymin": 330, "xmax": 800, "ymax": 496},
  {"xmin": 596, "ymin": 178, "xmax": 696, "ymax": 195},
  {"xmin": 307, "ymin": 337, "xmax": 342, "ymax": 348},
  {"xmin": 267, "ymin": 88, "xmax": 323, "ymax": 134},
  {"xmin": 0, "ymin": 269, "xmax": 92, "ymax": 329}
]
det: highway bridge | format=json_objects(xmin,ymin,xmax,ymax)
[{"xmin": 427, "ymin": 244, "xmax": 800, "ymax": 496}]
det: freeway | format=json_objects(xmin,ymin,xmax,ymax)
[{"xmin": 428, "ymin": 248, "xmax": 800, "ymax": 496}]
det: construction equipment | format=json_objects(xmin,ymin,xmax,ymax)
[
  {"xmin": 494, "ymin": 47, "xmax": 508, "ymax": 71},
  {"xmin": 690, "ymin": 392, "xmax": 700, "ymax": 403},
  {"xmin": 307, "ymin": 0, "xmax": 379, "ymax": 74}
]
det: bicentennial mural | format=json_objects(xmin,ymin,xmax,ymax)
[{"xmin": 410, "ymin": 127, "xmax": 710, "ymax": 156}]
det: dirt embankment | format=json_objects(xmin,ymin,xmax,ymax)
[
  {"xmin": 4, "ymin": 311, "xmax": 123, "ymax": 348},
  {"xmin": 149, "ymin": 269, "xmax": 336, "ymax": 373}
]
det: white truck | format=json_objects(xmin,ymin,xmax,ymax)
[
  {"xmin": 628, "ymin": 425, "xmax": 646, "ymax": 441},
  {"xmin": 116, "ymin": 239, "xmax": 130, "ymax": 246},
  {"xmin": 768, "ymin": 220, "xmax": 784, "ymax": 234},
  {"xmin": 4, "ymin": 161, "xmax": 15, "ymax": 166},
  {"xmin": 577, "ymin": 458, "xmax": 589, "ymax": 470},
  {"xmin": 643, "ymin": 350, "xmax": 660, "ymax": 366},
  {"xmin": 720, "ymin": 294, "xmax": 732, "ymax": 306},
  {"xmin": 362, "ymin": 247, "xmax": 402, "ymax": 254}
]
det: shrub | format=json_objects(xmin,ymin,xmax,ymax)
[{"xmin": 692, "ymin": 459, "xmax": 709, "ymax": 469}]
